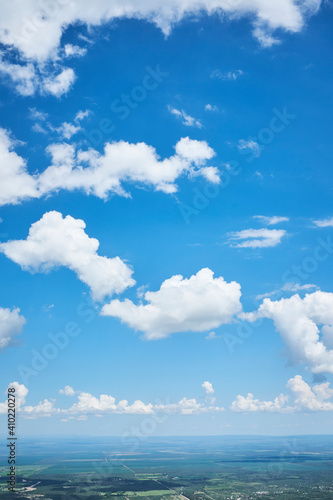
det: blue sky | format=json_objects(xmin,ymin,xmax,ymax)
[{"xmin": 0, "ymin": 1, "xmax": 333, "ymax": 437}]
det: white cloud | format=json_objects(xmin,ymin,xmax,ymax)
[
  {"xmin": 231, "ymin": 393, "xmax": 289, "ymax": 413},
  {"xmin": 253, "ymin": 215, "xmax": 290, "ymax": 225},
  {"xmin": 0, "ymin": 1, "xmax": 321, "ymax": 63},
  {"xmin": 59, "ymin": 385, "xmax": 76, "ymax": 396},
  {"xmin": 0, "ymin": 128, "xmax": 39, "ymax": 206},
  {"xmin": 211, "ymin": 69, "xmax": 243, "ymax": 80},
  {"xmin": 41, "ymin": 67, "xmax": 76, "ymax": 97},
  {"xmin": 237, "ymin": 139, "xmax": 262, "ymax": 157},
  {"xmin": 286, "ymin": 375, "xmax": 333, "ymax": 411},
  {"xmin": 228, "ymin": 228, "xmax": 287, "ymax": 248},
  {"xmin": 202, "ymin": 381, "xmax": 215, "ymax": 395},
  {"xmin": 155, "ymin": 398, "xmax": 224, "ymax": 415},
  {"xmin": 0, "ymin": 133, "xmax": 217, "ymax": 206},
  {"xmin": 55, "ymin": 121, "xmax": 81, "ymax": 140},
  {"xmin": 0, "ymin": 211, "xmax": 135, "ymax": 301},
  {"xmin": 63, "ymin": 44, "xmax": 87, "ymax": 58},
  {"xmin": 23, "ymin": 399, "xmax": 58, "ymax": 419},
  {"xmin": 168, "ymin": 106, "xmax": 203, "ymax": 128},
  {"xmin": 231, "ymin": 375, "xmax": 333, "ymax": 413},
  {"xmin": 255, "ymin": 282, "xmax": 318, "ymax": 301},
  {"xmin": 205, "ymin": 104, "xmax": 219, "ymax": 112},
  {"xmin": 0, "ymin": 56, "xmax": 76, "ymax": 97},
  {"xmin": 241, "ymin": 291, "xmax": 333, "ymax": 374},
  {"xmin": 205, "ymin": 331, "xmax": 220, "ymax": 340},
  {"xmin": 30, "ymin": 108, "xmax": 90, "ymax": 139},
  {"xmin": 0, "ymin": 382, "xmax": 28, "ymax": 414},
  {"xmin": 314, "ymin": 217, "xmax": 333, "ymax": 228},
  {"xmin": 0, "ymin": 55, "xmax": 37, "ymax": 96},
  {"xmin": 0, "ymin": 307, "xmax": 26, "ymax": 351},
  {"xmin": 252, "ymin": 27, "xmax": 281, "ymax": 48},
  {"xmin": 101, "ymin": 268, "xmax": 242, "ymax": 340}
]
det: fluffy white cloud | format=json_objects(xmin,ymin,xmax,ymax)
[
  {"xmin": 63, "ymin": 44, "xmax": 87, "ymax": 58},
  {"xmin": 0, "ymin": 382, "xmax": 28, "ymax": 414},
  {"xmin": 253, "ymin": 215, "xmax": 290, "ymax": 225},
  {"xmin": 23, "ymin": 399, "xmax": 58, "ymax": 419},
  {"xmin": 202, "ymin": 381, "xmax": 215, "ymax": 395},
  {"xmin": 231, "ymin": 376, "xmax": 333, "ymax": 413},
  {"xmin": 168, "ymin": 106, "xmax": 203, "ymax": 128},
  {"xmin": 59, "ymin": 385, "xmax": 76, "ymax": 396},
  {"xmin": 231, "ymin": 393, "xmax": 289, "ymax": 413},
  {"xmin": 0, "ymin": 1, "xmax": 322, "ymax": 63},
  {"xmin": 314, "ymin": 217, "xmax": 333, "ymax": 228},
  {"xmin": 0, "ymin": 128, "xmax": 39, "ymax": 206},
  {"xmin": 101, "ymin": 268, "xmax": 242, "ymax": 340},
  {"xmin": 0, "ymin": 132, "xmax": 217, "ymax": 206},
  {"xmin": 211, "ymin": 69, "xmax": 243, "ymax": 80},
  {"xmin": 41, "ymin": 67, "xmax": 76, "ymax": 97},
  {"xmin": 0, "ymin": 211, "xmax": 135, "ymax": 301},
  {"xmin": 0, "ymin": 307, "xmax": 26, "ymax": 351},
  {"xmin": 241, "ymin": 291, "xmax": 333, "ymax": 373},
  {"xmin": 286, "ymin": 375, "xmax": 333, "ymax": 411},
  {"xmin": 0, "ymin": 58, "xmax": 76, "ymax": 97},
  {"xmin": 228, "ymin": 228, "xmax": 287, "ymax": 248}
]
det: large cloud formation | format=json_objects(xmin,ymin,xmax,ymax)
[
  {"xmin": 0, "ymin": 0, "xmax": 322, "ymax": 61},
  {"xmin": 102, "ymin": 268, "xmax": 242, "ymax": 340},
  {"xmin": 0, "ymin": 211, "xmax": 135, "ymax": 301},
  {"xmin": 231, "ymin": 375, "xmax": 333, "ymax": 412},
  {"xmin": 242, "ymin": 291, "xmax": 333, "ymax": 374},
  {"xmin": 0, "ymin": 129, "xmax": 217, "ymax": 206}
]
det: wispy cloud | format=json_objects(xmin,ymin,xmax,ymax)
[
  {"xmin": 314, "ymin": 217, "xmax": 333, "ymax": 228},
  {"xmin": 168, "ymin": 106, "xmax": 203, "ymax": 128},
  {"xmin": 211, "ymin": 69, "xmax": 243, "ymax": 81},
  {"xmin": 253, "ymin": 215, "xmax": 290, "ymax": 226},
  {"xmin": 228, "ymin": 228, "xmax": 287, "ymax": 248},
  {"xmin": 237, "ymin": 139, "xmax": 262, "ymax": 158}
]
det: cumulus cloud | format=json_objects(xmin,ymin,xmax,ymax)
[
  {"xmin": 228, "ymin": 228, "xmax": 287, "ymax": 248},
  {"xmin": 253, "ymin": 215, "xmax": 290, "ymax": 225},
  {"xmin": 41, "ymin": 67, "xmax": 76, "ymax": 97},
  {"xmin": 0, "ymin": 382, "xmax": 28, "ymax": 414},
  {"xmin": 241, "ymin": 291, "xmax": 333, "ymax": 373},
  {"xmin": 0, "ymin": 1, "xmax": 322, "ymax": 63},
  {"xmin": 0, "ymin": 382, "xmax": 224, "ymax": 418},
  {"xmin": 202, "ymin": 381, "xmax": 215, "ymax": 395},
  {"xmin": 59, "ymin": 385, "xmax": 76, "ymax": 396},
  {"xmin": 0, "ymin": 128, "xmax": 39, "ymax": 206},
  {"xmin": 168, "ymin": 106, "xmax": 203, "ymax": 128},
  {"xmin": 231, "ymin": 375, "xmax": 333, "ymax": 413},
  {"xmin": 0, "ymin": 132, "xmax": 217, "ymax": 206},
  {"xmin": 101, "ymin": 268, "xmax": 242, "ymax": 340},
  {"xmin": 231, "ymin": 393, "xmax": 289, "ymax": 413},
  {"xmin": 0, "ymin": 211, "xmax": 135, "ymax": 301},
  {"xmin": 0, "ymin": 57, "xmax": 76, "ymax": 97},
  {"xmin": 0, "ymin": 307, "xmax": 26, "ymax": 351}
]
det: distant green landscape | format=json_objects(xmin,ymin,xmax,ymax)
[{"xmin": 0, "ymin": 436, "xmax": 332, "ymax": 499}]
